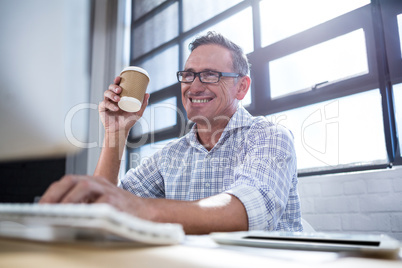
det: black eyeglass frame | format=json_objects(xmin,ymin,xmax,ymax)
[{"xmin": 176, "ymin": 71, "xmax": 241, "ymax": 84}]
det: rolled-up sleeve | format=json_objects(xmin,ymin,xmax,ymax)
[
  {"xmin": 226, "ymin": 185, "xmax": 269, "ymax": 230},
  {"xmin": 225, "ymin": 123, "xmax": 297, "ymax": 231}
]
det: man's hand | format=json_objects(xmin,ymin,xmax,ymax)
[
  {"xmin": 39, "ymin": 175, "xmax": 150, "ymax": 218},
  {"xmin": 99, "ymin": 76, "xmax": 150, "ymax": 135}
]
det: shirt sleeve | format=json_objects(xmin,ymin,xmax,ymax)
[
  {"xmin": 225, "ymin": 122, "xmax": 297, "ymax": 231},
  {"xmin": 120, "ymin": 150, "xmax": 165, "ymax": 198}
]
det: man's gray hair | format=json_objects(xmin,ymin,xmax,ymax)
[{"xmin": 189, "ymin": 31, "xmax": 250, "ymax": 76}]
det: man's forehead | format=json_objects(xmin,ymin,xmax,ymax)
[{"xmin": 184, "ymin": 44, "xmax": 233, "ymax": 70}]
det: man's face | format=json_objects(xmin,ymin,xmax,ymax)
[{"xmin": 181, "ymin": 44, "xmax": 248, "ymax": 126}]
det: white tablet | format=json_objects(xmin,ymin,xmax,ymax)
[{"xmin": 210, "ymin": 231, "xmax": 401, "ymax": 259}]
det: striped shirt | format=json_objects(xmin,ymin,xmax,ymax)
[{"xmin": 121, "ymin": 107, "xmax": 302, "ymax": 231}]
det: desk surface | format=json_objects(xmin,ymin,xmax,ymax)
[{"xmin": 0, "ymin": 237, "xmax": 401, "ymax": 268}]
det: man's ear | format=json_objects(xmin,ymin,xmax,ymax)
[{"xmin": 236, "ymin": 76, "xmax": 251, "ymax": 100}]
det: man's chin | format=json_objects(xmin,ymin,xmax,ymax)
[{"xmin": 188, "ymin": 114, "xmax": 213, "ymax": 125}]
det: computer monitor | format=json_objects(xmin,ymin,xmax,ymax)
[{"xmin": 0, "ymin": 0, "xmax": 91, "ymax": 162}]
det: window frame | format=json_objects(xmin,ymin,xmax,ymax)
[
  {"xmin": 126, "ymin": 0, "xmax": 401, "ymax": 175},
  {"xmin": 380, "ymin": 0, "xmax": 402, "ymax": 166}
]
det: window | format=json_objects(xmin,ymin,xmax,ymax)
[
  {"xmin": 269, "ymin": 29, "xmax": 368, "ymax": 99},
  {"xmin": 394, "ymin": 83, "xmax": 402, "ymax": 157},
  {"xmin": 398, "ymin": 14, "xmax": 402, "ymax": 57},
  {"xmin": 136, "ymin": 45, "xmax": 179, "ymax": 94},
  {"xmin": 381, "ymin": 0, "xmax": 402, "ymax": 165},
  {"xmin": 268, "ymin": 89, "xmax": 387, "ymax": 172},
  {"xmin": 259, "ymin": 0, "xmax": 370, "ymax": 47},
  {"xmin": 127, "ymin": 0, "xmax": 402, "ymax": 175},
  {"xmin": 132, "ymin": 2, "xmax": 178, "ymax": 58},
  {"xmin": 182, "ymin": 0, "xmax": 242, "ymax": 31},
  {"xmin": 394, "ymin": 13, "xmax": 402, "ymax": 157},
  {"xmin": 182, "ymin": 6, "xmax": 254, "ymax": 63},
  {"xmin": 131, "ymin": 97, "xmax": 177, "ymax": 138}
]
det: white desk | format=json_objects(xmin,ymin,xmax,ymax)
[{"xmin": 0, "ymin": 236, "xmax": 401, "ymax": 268}]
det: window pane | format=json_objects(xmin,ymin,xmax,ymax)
[
  {"xmin": 398, "ymin": 14, "xmax": 402, "ymax": 58},
  {"xmin": 242, "ymin": 88, "xmax": 252, "ymax": 107},
  {"xmin": 394, "ymin": 83, "xmax": 402, "ymax": 156},
  {"xmin": 123, "ymin": 0, "xmax": 132, "ymax": 67},
  {"xmin": 133, "ymin": 0, "xmax": 166, "ymax": 19},
  {"xmin": 183, "ymin": 0, "xmax": 243, "ymax": 31},
  {"xmin": 129, "ymin": 138, "xmax": 176, "ymax": 169},
  {"xmin": 137, "ymin": 45, "xmax": 178, "ymax": 94},
  {"xmin": 260, "ymin": 0, "xmax": 370, "ymax": 47},
  {"xmin": 266, "ymin": 90, "xmax": 387, "ymax": 171},
  {"xmin": 133, "ymin": 2, "xmax": 178, "ymax": 58},
  {"xmin": 182, "ymin": 7, "xmax": 254, "ymax": 68},
  {"xmin": 269, "ymin": 29, "xmax": 368, "ymax": 99},
  {"xmin": 131, "ymin": 97, "xmax": 178, "ymax": 137}
]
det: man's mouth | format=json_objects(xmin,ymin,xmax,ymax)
[{"xmin": 190, "ymin": 98, "xmax": 212, "ymax": 103}]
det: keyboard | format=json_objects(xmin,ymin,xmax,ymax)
[{"xmin": 0, "ymin": 203, "xmax": 185, "ymax": 245}]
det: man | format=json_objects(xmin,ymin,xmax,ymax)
[{"xmin": 40, "ymin": 32, "xmax": 302, "ymax": 234}]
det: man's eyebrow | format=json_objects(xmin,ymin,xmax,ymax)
[{"xmin": 183, "ymin": 68, "xmax": 219, "ymax": 72}]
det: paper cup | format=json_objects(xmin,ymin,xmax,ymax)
[{"xmin": 118, "ymin": 66, "xmax": 150, "ymax": 112}]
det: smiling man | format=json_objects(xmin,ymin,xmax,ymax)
[
  {"xmin": 178, "ymin": 40, "xmax": 249, "ymax": 151},
  {"xmin": 40, "ymin": 32, "xmax": 303, "ymax": 234}
]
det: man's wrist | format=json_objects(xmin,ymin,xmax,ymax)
[{"xmin": 103, "ymin": 130, "xmax": 129, "ymax": 149}]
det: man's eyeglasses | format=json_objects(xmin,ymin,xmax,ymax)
[{"xmin": 176, "ymin": 71, "xmax": 241, "ymax": 84}]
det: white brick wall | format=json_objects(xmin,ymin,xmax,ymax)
[{"xmin": 298, "ymin": 166, "xmax": 402, "ymax": 241}]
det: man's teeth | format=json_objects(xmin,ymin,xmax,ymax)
[{"xmin": 192, "ymin": 99, "xmax": 210, "ymax": 103}]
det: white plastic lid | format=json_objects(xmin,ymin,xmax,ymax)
[
  {"xmin": 118, "ymin": 97, "xmax": 142, "ymax": 113},
  {"xmin": 120, "ymin": 66, "xmax": 150, "ymax": 81}
]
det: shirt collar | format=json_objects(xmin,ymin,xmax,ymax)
[
  {"xmin": 186, "ymin": 106, "xmax": 254, "ymax": 149},
  {"xmin": 223, "ymin": 106, "xmax": 254, "ymax": 133}
]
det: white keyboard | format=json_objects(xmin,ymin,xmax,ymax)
[{"xmin": 0, "ymin": 203, "xmax": 185, "ymax": 245}]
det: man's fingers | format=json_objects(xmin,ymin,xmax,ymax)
[
  {"xmin": 114, "ymin": 76, "xmax": 121, "ymax": 85},
  {"xmin": 39, "ymin": 176, "xmax": 114, "ymax": 204},
  {"xmin": 136, "ymin": 93, "xmax": 150, "ymax": 116},
  {"xmin": 108, "ymin": 83, "xmax": 122, "ymax": 95},
  {"xmin": 104, "ymin": 89, "xmax": 121, "ymax": 103},
  {"xmin": 39, "ymin": 175, "xmax": 79, "ymax": 204},
  {"xmin": 101, "ymin": 99, "xmax": 120, "ymax": 112},
  {"xmin": 60, "ymin": 179, "xmax": 104, "ymax": 204}
]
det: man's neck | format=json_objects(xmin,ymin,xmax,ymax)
[{"xmin": 194, "ymin": 113, "xmax": 235, "ymax": 151}]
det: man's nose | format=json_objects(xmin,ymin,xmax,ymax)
[{"xmin": 189, "ymin": 75, "xmax": 206, "ymax": 92}]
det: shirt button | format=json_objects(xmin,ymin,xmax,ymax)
[{"xmin": 205, "ymin": 183, "xmax": 210, "ymax": 188}]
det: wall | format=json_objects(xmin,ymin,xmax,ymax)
[
  {"xmin": 84, "ymin": 0, "xmax": 129, "ymax": 176},
  {"xmin": 66, "ymin": 0, "xmax": 128, "ymax": 175},
  {"xmin": 299, "ymin": 166, "xmax": 402, "ymax": 241}
]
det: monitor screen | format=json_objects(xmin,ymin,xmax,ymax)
[{"xmin": 0, "ymin": 0, "xmax": 91, "ymax": 162}]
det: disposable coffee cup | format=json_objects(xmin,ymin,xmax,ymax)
[{"xmin": 118, "ymin": 66, "xmax": 150, "ymax": 113}]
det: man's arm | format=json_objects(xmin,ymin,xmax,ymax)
[
  {"xmin": 148, "ymin": 193, "xmax": 248, "ymax": 234},
  {"xmin": 39, "ymin": 175, "xmax": 248, "ymax": 234},
  {"xmin": 93, "ymin": 76, "xmax": 149, "ymax": 185},
  {"xmin": 93, "ymin": 133, "xmax": 127, "ymax": 185},
  {"xmin": 224, "ymin": 123, "xmax": 299, "ymax": 231}
]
